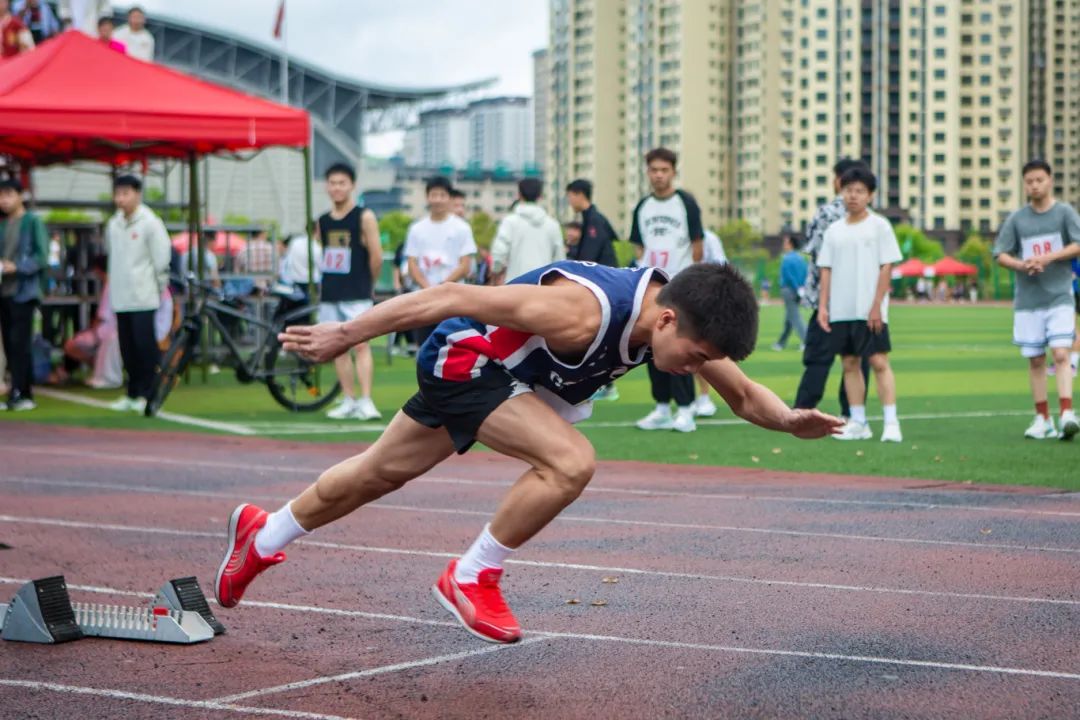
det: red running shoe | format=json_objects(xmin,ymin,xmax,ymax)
[
  {"xmin": 432, "ymin": 560, "xmax": 522, "ymax": 643},
  {"xmin": 215, "ymin": 504, "xmax": 285, "ymax": 608}
]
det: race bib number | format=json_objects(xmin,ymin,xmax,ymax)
[
  {"xmin": 646, "ymin": 250, "xmax": 670, "ymax": 269},
  {"xmin": 1021, "ymin": 233, "xmax": 1063, "ymax": 260},
  {"xmin": 322, "ymin": 247, "xmax": 352, "ymax": 274}
]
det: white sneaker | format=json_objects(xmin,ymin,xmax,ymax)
[
  {"xmin": 672, "ymin": 408, "xmax": 697, "ymax": 433},
  {"xmin": 326, "ymin": 397, "xmax": 357, "ymax": 420},
  {"xmin": 108, "ymin": 396, "xmax": 135, "ymax": 412},
  {"xmin": 693, "ymin": 395, "xmax": 718, "ymax": 417},
  {"xmin": 771, "ymin": 343, "xmax": 784, "ymax": 351},
  {"xmin": 880, "ymin": 422, "xmax": 903, "ymax": 443},
  {"xmin": 129, "ymin": 397, "xmax": 147, "ymax": 414},
  {"xmin": 833, "ymin": 420, "xmax": 873, "ymax": 440},
  {"xmin": 354, "ymin": 397, "xmax": 382, "ymax": 420},
  {"xmin": 636, "ymin": 408, "xmax": 674, "ymax": 431},
  {"xmin": 10, "ymin": 398, "xmax": 35, "ymax": 411},
  {"xmin": 1024, "ymin": 414, "xmax": 1058, "ymax": 440},
  {"xmin": 1059, "ymin": 410, "xmax": 1079, "ymax": 441}
]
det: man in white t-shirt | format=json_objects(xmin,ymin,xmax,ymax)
[
  {"xmin": 113, "ymin": 5, "xmax": 153, "ymax": 62},
  {"xmin": 817, "ymin": 166, "xmax": 903, "ymax": 442},
  {"xmin": 629, "ymin": 147, "xmax": 704, "ymax": 433},
  {"xmin": 405, "ymin": 176, "xmax": 477, "ymax": 346}
]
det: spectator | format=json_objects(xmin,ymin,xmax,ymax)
[
  {"xmin": 179, "ymin": 237, "xmax": 220, "ymax": 288},
  {"xmin": 104, "ymin": 175, "xmax": 170, "ymax": 414},
  {"xmin": 630, "ymin": 147, "xmax": 704, "ymax": 433},
  {"xmin": 993, "ymin": 159, "xmax": 1080, "ymax": 440},
  {"xmin": 563, "ymin": 221, "xmax": 582, "ymax": 257},
  {"xmin": 278, "ymin": 233, "xmax": 321, "ymax": 303},
  {"xmin": 702, "ymin": 228, "xmax": 727, "ymax": 265},
  {"xmin": 315, "ymin": 163, "xmax": 383, "ymax": 422},
  {"xmin": 0, "ymin": 178, "xmax": 47, "ymax": 411},
  {"xmin": 96, "ymin": 15, "xmax": 123, "ymax": 53},
  {"xmin": 690, "ymin": 227, "xmax": 730, "ymax": 417},
  {"xmin": 794, "ymin": 157, "xmax": 871, "ymax": 418},
  {"xmin": 113, "ymin": 4, "xmax": 152, "ymax": 61},
  {"xmin": 450, "ymin": 187, "xmax": 468, "ymax": 219},
  {"xmin": 13, "ymin": 0, "xmax": 60, "ymax": 45},
  {"xmin": 773, "ymin": 233, "xmax": 808, "ymax": 351},
  {"xmin": 0, "ymin": 0, "xmax": 34, "ymax": 57},
  {"xmin": 565, "ymin": 178, "xmax": 618, "ymax": 267},
  {"xmin": 817, "ymin": 165, "xmax": 903, "ymax": 443},
  {"xmin": 58, "ymin": 0, "xmax": 109, "ymax": 36},
  {"xmin": 404, "ymin": 176, "xmax": 477, "ymax": 347},
  {"xmin": 53, "ymin": 256, "xmax": 122, "ymax": 389},
  {"xmin": 236, "ymin": 230, "xmax": 275, "ymax": 275},
  {"xmin": 490, "ymin": 177, "xmax": 564, "ymax": 283}
]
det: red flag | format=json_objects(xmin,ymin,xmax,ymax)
[{"xmin": 273, "ymin": 0, "xmax": 285, "ymax": 39}]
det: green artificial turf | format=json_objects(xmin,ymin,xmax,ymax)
[{"xmin": 4, "ymin": 303, "xmax": 1077, "ymax": 490}]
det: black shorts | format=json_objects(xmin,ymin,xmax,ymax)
[
  {"xmin": 829, "ymin": 320, "xmax": 892, "ymax": 357},
  {"xmin": 402, "ymin": 365, "xmax": 529, "ymax": 454}
]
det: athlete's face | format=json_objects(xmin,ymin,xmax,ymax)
[
  {"xmin": 451, "ymin": 196, "xmax": 466, "ymax": 217},
  {"xmin": 326, "ymin": 172, "xmax": 354, "ymax": 206},
  {"xmin": 650, "ymin": 309, "xmax": 722, "ymax": 375},
  {"xmin": 427, "ymin": 188, "xmax": 450, "ymax": 215},
  {"xmin": 0, "ymin": 188, "xmax": 21, "ymax": 215},
  {"xmin": 113, "ymin": 186, "xmax": 140, "ymax": 215},
  {"xmin": 567, "ymin": 191, "xmax": 588, "ymax": 213},
  {"xmin": 1024, "ymin": 169, "xmax": 1053, "ymax": 203},
  {"xmin": 841, "ymin": 181, "xmax": 872, "ymax": 216},
  {"xmin": 647, "ymin": 160, "xmax": 675, "ymax": 194}
]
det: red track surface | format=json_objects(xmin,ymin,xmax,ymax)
[{"xmin": 1, "ymin": 424, "xmax": 1078, "ymax": 719}]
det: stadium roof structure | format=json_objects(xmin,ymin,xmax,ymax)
[{"xmin": 139, "ymin": 9, "xmax": 497, "ymax": 169}]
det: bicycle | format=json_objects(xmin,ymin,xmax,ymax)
[{"xmin": 145, "ymin": 275, "xmax": 341, "ymax": 416}]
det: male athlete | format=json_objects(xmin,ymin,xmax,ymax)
[{"xmin": 215, "ymin": 261, "xmax": 842, "ymax": 643}]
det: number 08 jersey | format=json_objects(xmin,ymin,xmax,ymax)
[{"xmin": 417, "ymin": 261, "xmax": 667, "ymax": 406}]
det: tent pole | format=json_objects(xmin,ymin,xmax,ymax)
[
  {"xmin": 303, "ymin": 144, "xmax": 315, "ymax": 303},
  {"xmin": 189, "ymin": 151, "xmax": 207, "ymax": 383}
]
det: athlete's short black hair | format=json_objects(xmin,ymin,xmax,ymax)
[
  {"xmin": 563, "ymin": 221, "xmax": 582, "ymax": 231},
  {"xmin": 839, "ymin": 165, "xmax": 877, "ymax": 193},
  {"xmin": 518, "ymin": 178, "xmax": 543, "ymax": 202},
  {"xmin": 98, "ymin": 15, "xmax": 114, "ymax": 28},
  {"xmin": 0, "ymin": 178, "xmax": 23, "ymax": 193},
  {"xmin": 566, "ymin": 178, "xmax": 593, "ymax": 200},
  {"xmin": 656, "ymin": 263, "xmax": 758, "ymax": 362},
  {"xmin": 113, "ymin": 174, "xmax": 143, "ymax": 192},
  {"xmin": 449, "ymin": 188, "xmax": 466, "ymax": 199},
  {"xmin": 645, "ymin": 147, "xmax": 678, "ymax": 168},
  {"xmin": 425, "ymin": 176, "xmax": 453, "ymax": 195},
  {"xmin": 324, "ymin": 163, "xmax": 356, "ymax": 182},
  {"xmin": 1022, "ymin": 159, "xmax": 1053, "ymax": 177},
  {"xmin": 833, "ymin": 157, "xmax": 867, "ymax": 178}
]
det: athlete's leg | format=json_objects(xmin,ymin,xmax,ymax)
[
  {"xmin": 290, "ymin": 410, "xmax": 455, "ymax": 531},
  {"xmin": 475, "ymin": 393, "xmax": 595, "ymax": 548},
  {"xmin": 333, "ymin": 351, "xmax": 356, "ymax": 399},
  {"xmin": 1051, "ymin": 346, "xmax": 1073, "ymax": 408},
  {"xmin": 1029, "ymin": 353, "xmax": 1049, "ymax": 408},
  {"xmin": 841, "ymin": 354, "xmax": 866, "ymax": 408},
  {"xmin": 354, "ymin": 341, "xmax": 374, "ymax": 398},
  {"xmin": 868, "ymin": 352, "xmax": 895, "ymax": 406}
]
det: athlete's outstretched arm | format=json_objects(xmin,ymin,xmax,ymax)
[
  {"xmin": 700, "ymin": 359, "xmax": 843, "ymax": 439},
  {"xmin": 279, "ymin": 282, "xmax": 585, "ymax": 362}
]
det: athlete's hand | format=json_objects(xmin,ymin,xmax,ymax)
[
  {"xmin": 1024, "ymin": 256, "xmax": 1048, "ymax": 275},
  {"xmin": 782, "ymin": 408, "xmax": 845, "ymax": 439},
  {"xmin": 867, "ymin": 305, "xmax": 884, "ymax": 333},
  {"xmin": 279, "ymin": 322, "xmax": 352, "ymax": 363},
  {"xmin": 817, "ymin": 308, "xmax": 831, "ymax": 333}
]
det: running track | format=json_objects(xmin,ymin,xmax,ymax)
[{"xmin": 0, "ymin": 424, "xmax": 1077, "ymax": 719}]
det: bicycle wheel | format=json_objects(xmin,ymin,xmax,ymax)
[
  {"xmin": 264, "ymin": 338, "xmax": 341, "ymax": 412},
  {"xmin": 145, "ymin": 327, "xmax": 194, "ymax": 417}
]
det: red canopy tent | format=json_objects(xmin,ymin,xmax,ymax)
[
  {"xmin": 930, "ymin": 257, "xmax": 979, "ymax": 277},
  {"xmin": 893, "ymin": 257, "xmax": 927, "ymax": 278}
]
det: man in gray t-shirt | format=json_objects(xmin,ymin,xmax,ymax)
[{"xmin": 993, "ymin": 159, "xmax": 1080, "ymax": 440}]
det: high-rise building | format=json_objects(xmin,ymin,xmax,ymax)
[
  {"xmin": 533, "ymin": 48, "xmax": 550, "ymax": 170},
  {"xmin": 416, "ymin": 108, "xmax": 471, "ymax": 169},
  {"xmin": 547, "ymin": 0, "xmax": 1080, "ymax": 238},
  {"xmin": 468, "ymin": 97, "xmax": 535, "ymax": 172}
]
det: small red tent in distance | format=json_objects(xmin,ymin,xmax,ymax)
[
  {"xmin": 0, "ymin": 30, "xmax": 310, "ymax": 164},
  {"xmin": 929, "ymin": 257, "xmax": 979, "ymax": 277},
  {"xmin": 893, "ymin": 258, "xmax": 927, "ymax": 278}
]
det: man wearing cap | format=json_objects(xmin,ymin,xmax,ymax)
[{"xmin": 104, "ymin": 175, "xmax": 171, "ymax": 413}]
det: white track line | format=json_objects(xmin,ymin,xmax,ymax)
[
  {"xmin": 1, "ymin": 512, "xmax": 1077, "ymax": 607},
  {"xmin": 14, "ymin": 446, "xmax": 1080, "ymax": 518},
  {"xmin": 0, "ymin": 578, "xmax": 1075, "ymax": 683},
  {"xmin": 0, "ymin": 679, "xmax": 354, "ymax": 720},
  {"xmin": 36, "ymin": 388, "xmax": 256, "ymax": 436},
  {"xmin": 210, "ymin": 637, "xmax": 550, "ymax": 704}
]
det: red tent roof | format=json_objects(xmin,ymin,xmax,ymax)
[
  {"xmin": 894, "ymin": 257, "xmax": 927, "ymax": 278},
  {"xmin": 0, "ymin": 31, "xmax": 310, "ymax": 164},
  {"xmin": 930, "ymin": 257, "xmax": 979, "ymax": 276}
]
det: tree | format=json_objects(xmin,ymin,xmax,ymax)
[
  {"xmin": 469, "ymin": 211, "xmax": 498, "ymax": 250},
  {"xmin": 894, "ymin": 224, "xmax": 944, "ymax": 262},
  {"xmin": 957, "ymin": 231, "xmax": 993, "ymax": 276},
  {"xmin": 716, "ymin": 219, "xmax": 762, "ymax": 260},
  {"xmin": 378, "ymin": 210, "xmax": 413, "ymax": 250}
]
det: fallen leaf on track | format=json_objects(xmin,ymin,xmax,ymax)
[{"xmin": 591, "ymin": 600, "xmax": 608, "ymax": 607}]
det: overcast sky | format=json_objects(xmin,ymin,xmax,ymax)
[{"xmin": 131, "ymin": 1, "xmax": 549, "ymax": 154}]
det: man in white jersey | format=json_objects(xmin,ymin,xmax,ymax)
[
  {"xmin": 405, "ymin": 176, "xmax": 477, "ymax": 348},
  {"xmin": 692, "ymin": 228, "xmax": 727, "ymax": 417},
  {"xmin": 629, "ymin": 147, "xmax": 704, "ymax": 432}
]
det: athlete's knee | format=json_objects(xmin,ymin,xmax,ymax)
[
  {"xmin": 1030, "ymin": 354, "xmax": 1048, "ymax": 368},
  {"xmin": 868, "ymin": 353, "xmax": 890, "ymax": 372},
  {"xmin": 1051, "ymin": 346, "xmax": 1070, "ymax": 363},
  {"xmin": 841, "ymin": 355, "xmax": 861, "ymax": 372},
  {"xmin": 542, "ymin": 441, "xmax": 596, "ymax": 501}
]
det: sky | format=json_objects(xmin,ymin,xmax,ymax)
[{"xmin": 132, "ymin": 0, "xmax": 549, "ymax": 155}]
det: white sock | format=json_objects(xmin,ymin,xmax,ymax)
[
  {"xmin": 254, "ymin": 503, "xmax": 310, "ymax": 557},
  {"xmin": 455, "ymin": 524, "xmax": 514, "ymax": 584},
  {"xmin": 883, "ymin": 404, "xmax": 898, "ymax": 425},
  {"xmin": 850, "ymin": 405, "xmax": 867, "ymax": 425},
  {"xmin": 654, "ymin": 403, "xmax": 671, "ymax": 416},
  {"xmin": 676, "ymin": 405, "xmax": 694, "ymax": 416},
  {"xmin": 697, "ymin": 393, "xmax": 710, "ymax": 402},
  {"xmin": 1071, "ymin": 352, "xmax": 1079, "ymax": 368}
]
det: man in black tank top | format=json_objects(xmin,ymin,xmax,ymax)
[{"xmin": 317, "ymin": 163, "xmax": 384, "ymax": 421}]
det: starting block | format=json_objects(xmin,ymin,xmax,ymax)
[{"xmin": 0, "ymin": 575, "xmax": 225, "ymax": 645}]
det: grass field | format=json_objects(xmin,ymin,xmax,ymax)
[{"xmin": 4, "ymin": 302, "xmax": 1078, "ymax": 490}]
